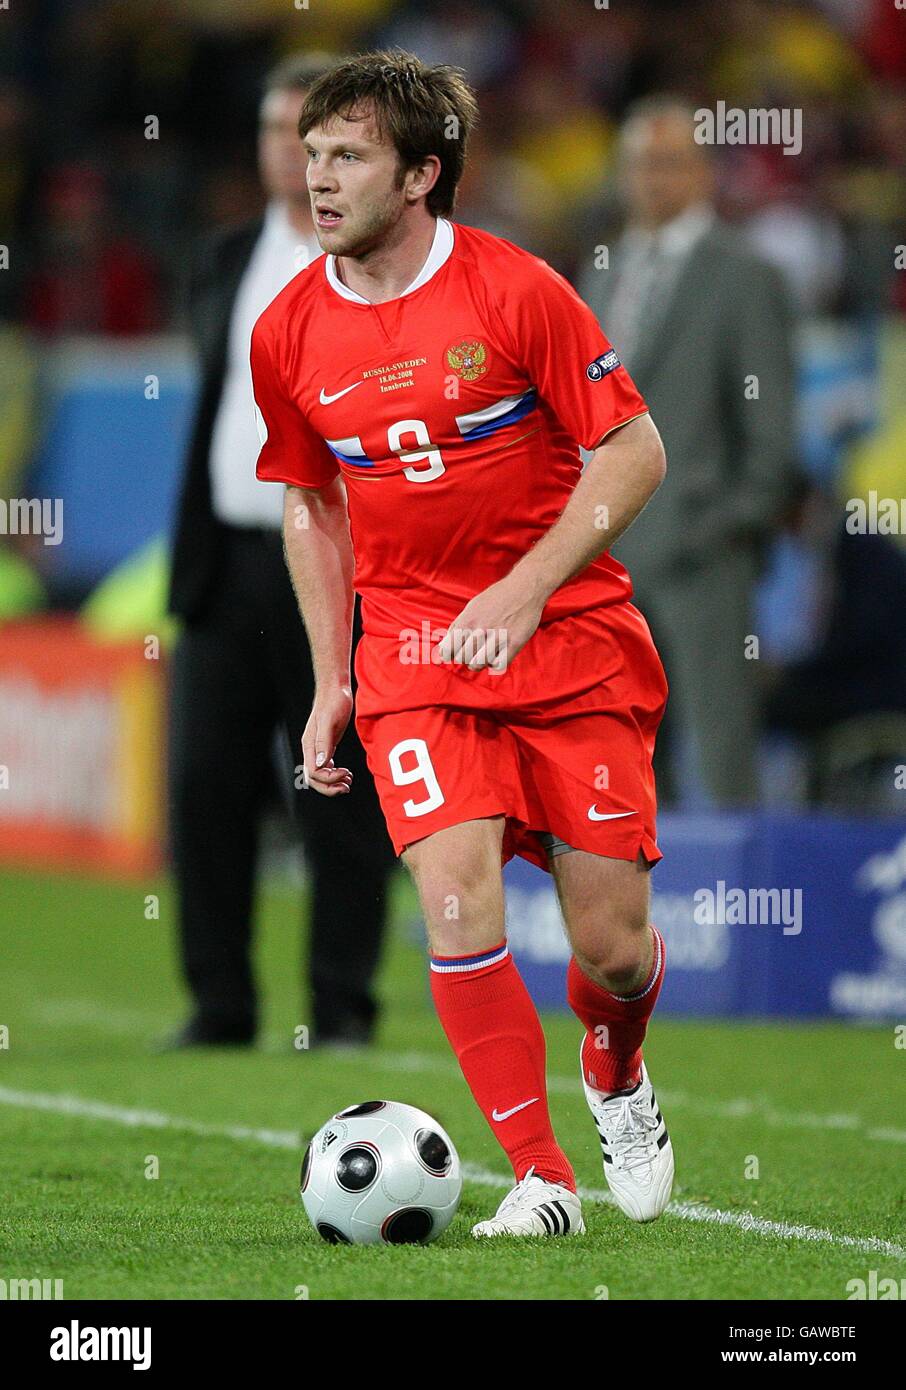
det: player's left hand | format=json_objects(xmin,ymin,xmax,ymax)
[{"xmin": 434, "ymin": 577, "xmax": 545, "ymax": 672}]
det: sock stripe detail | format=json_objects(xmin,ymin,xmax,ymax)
[{"xmin": 429, "ymin": 942, "xmax": 509, "ymax": 974}]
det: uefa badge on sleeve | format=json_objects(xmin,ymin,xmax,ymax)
[{"xmin": 586, "ymin": 349, "xmax": 621, "ymax": 381}]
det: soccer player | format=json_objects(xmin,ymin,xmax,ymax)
[{"xmin": 251, "ymin": 51, "xmax": 674, "ymax": 1237}]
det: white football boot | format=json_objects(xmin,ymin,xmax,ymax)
[
  {"xmin": 581, "ymin": 1045, "xmax": 674, "ymax": 1222},
  {"xmin": 471, "ymin": 1166, "xmax": 585, "ymax": 1238}
]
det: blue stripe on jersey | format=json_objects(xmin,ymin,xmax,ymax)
[
  {"xmin": 455, "ymin": 389, "xmax": 538, "ymax": 441},
  {"xmin": 326, "ymin": 436, "xmax": 375, "ymax": 468}
]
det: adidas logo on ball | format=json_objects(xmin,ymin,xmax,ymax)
[{"xmin": 301, "ymin": 1100, "xmax": 462, "ymax": 1246}]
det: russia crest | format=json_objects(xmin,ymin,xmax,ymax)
[{"xmin": 446, "ymin": 339, "xmax": 488, "ymax": 382}]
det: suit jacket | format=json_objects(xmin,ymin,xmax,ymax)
[
  {"xmin": 578, "ymin": 220, "xmax": 798, "ymax": 583},
  {"xmin": 168, "ymin": 220, "xmax": 263, "ymax": 621}
]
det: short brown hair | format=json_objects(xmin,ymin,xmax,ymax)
[{"xmin": 297, "ymin": 49, "xmax": 478, "ymax": 217}]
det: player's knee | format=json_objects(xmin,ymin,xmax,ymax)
[{"xmin": 571, "ymin": 915, "xmax": 649, "ymax": 987}]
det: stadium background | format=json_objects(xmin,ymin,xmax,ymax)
[{"xmin": 1, "ymin": 0, "xmax": 906, "ymax": 1301}]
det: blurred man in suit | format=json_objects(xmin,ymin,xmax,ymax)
[
  {"xmin": 166, "ymin": 53, "xmax": 394, "ymax": 1049},
  {"xmin": 579, "ymin": 96, "xmax": 797, "ymax": 807}
]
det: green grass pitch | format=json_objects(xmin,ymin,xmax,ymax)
[{"xmin": 1, "ymin": 866, "xmax": 904, "ymax": 1301}]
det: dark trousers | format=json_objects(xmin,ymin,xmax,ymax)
[{"xmin": 167, "ymin": 526, "xmax": 395, "ymax": 1039}]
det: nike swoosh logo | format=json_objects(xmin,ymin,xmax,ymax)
[
  {"xmin": 319, "ymin": 382, "xmax": 363, "ymax": 405},
  {"xmin": 587, "ymin": 807, "xmax": 638, "ymax": 822},
  {"xmin": 491, "ymin": 1098, "xmax": 539, "ymax": 1123}
]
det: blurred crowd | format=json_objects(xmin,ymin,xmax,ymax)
[{"xmin": 1, "ymin": 0, "xmax": 904, "ymax": 329}]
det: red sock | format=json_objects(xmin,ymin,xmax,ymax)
[
  {"xmin": 567, "ymin": 926, "xmax": 666, "ymax": 1094},
  {"xmin": 430, "ymin": 940, "xmax": 575, "ymax": 1190}
]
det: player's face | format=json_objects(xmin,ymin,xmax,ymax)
[
  {"xmin": 259, "ymin": 87, "xmax": 309, "ymax": 204},
  {"xmin": 620, "ymin": 113, "xmax": 712, "ymax": 227},
  {"xmin": 303, "ymin": 112, "xmax": 409, "ymax": 257}
]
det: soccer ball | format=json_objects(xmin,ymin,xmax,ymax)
[{"xmin": 300, "ymin": 1100, "xmax": 462, "ymax": 1245}]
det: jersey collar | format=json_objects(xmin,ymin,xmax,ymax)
[{"xmin": 325, "ymin": 218, "xmax": 454, "ymax": 304}]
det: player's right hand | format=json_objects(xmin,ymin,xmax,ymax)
[{"xmin": 301, "ymin": 686, "xmax": 354, "ymax": 796}]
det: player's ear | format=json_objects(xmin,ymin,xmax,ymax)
[{"xmin": 406, "ymin": 154, "xmax": 441, "ymax": 205}]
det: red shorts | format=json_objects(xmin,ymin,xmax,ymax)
[{"xmin": 354, "ymin": 601, "xmax": 668, "ymax": 872}]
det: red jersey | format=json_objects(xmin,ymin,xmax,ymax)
[{"xmin": 251, "ymin": 219, "xmax": 648, "ymax": 643}]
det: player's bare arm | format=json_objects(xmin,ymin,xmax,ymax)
[
  {"xmin": 436, "ymin": 413, "xmax": 666, "ymax": 670},
  {"xmin": 282, "ymin": 480, "xmax": 356, "ymax": 795}
]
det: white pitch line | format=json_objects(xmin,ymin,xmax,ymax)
[
  {"xmin": 21, "ymin": 1000, "xmax": 904, "ymax": 1146},
  {"xmin": 290, "ymin": 1045, "xmax": 906, "ymax": 1147},
  {"xmin": 0, "ymin": 1086, "xmax": 299, "ymax": 1150},
  {"xmin": 2, "ymin": 1085, "xmax": 904, "ymax": 1262},
  {"xmin": 461, "ymin": 1162, "xmax": 906, "ymax": 1261},
  {"xmin": 658, "ymin": 1198, "xmax": 906, "ymax": 1260}
]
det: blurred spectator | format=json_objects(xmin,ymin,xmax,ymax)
[
  {"xmin": 744, "ymin": 200, "xmax": 847, "ymax": 317},
  {"xmin": 23, "ymin": 164, "xmax": 162, "ymax": 336},
  {"xmin": 579, "ymin": 96, "xmax": 798, "ymax": 808},
  {"xmin": 764, "ymin": 484, "xmax": 906, "ymax": 811},
  {"xmin": 861, "ymin": 0, "xmax": 906, "ymax": 82},
  {"xmin": 763, "ymin": 297, "xmax": 906, "ymax": 809},
  {"xmin": 0, "ymin": 82, "xmax": 33, "ymax": 316},
  {"xmin": 453, "ymin": 126, "xmax": 555, "ymax": 256},
  {"xmin": 374, "ymin": 0, "xmax": 517, "ymax": 87}
]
